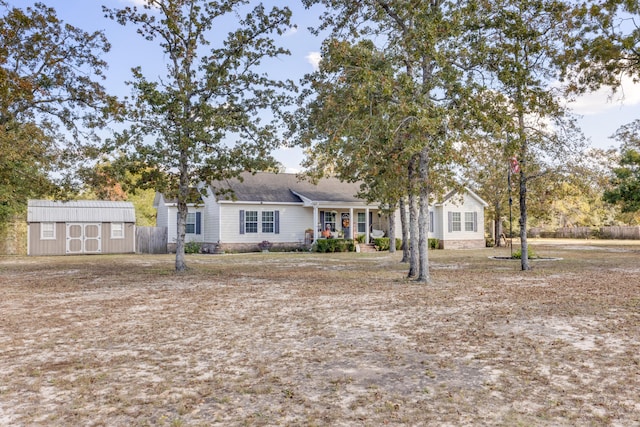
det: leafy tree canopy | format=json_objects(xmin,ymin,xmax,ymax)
[
  {"xmin": 0, "ymin": 1, "xmax": 120, "ymax": 220},
  {"xmin": 603, "ymin": 120, "xmax": 640, "ymax": 212},
  {"xmin": 103, "ymin": 0, "xmax": 295, "ymax": 271}
]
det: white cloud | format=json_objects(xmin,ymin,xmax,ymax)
[
  {"xmin": 306, "ymin": 51, "xmax": 322, "ymax": 71},
  {"xmin": 570, "ymin": 75, "xmax": 640, "ymax": 115},
  {"xmin": 284, "ymin": 26, "xmax": 298, "ymax": 37}
]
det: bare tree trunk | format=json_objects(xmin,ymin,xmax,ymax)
[
  {"xmin": 408, "ymin": 156, "xmax": 419, "ymax": 278},
  {"xmin": 175, "ymin": 200, "xmax": 187, "ymax": 272},
  {"xmin": 519, "ymin": 172, "xmax": 530, "ymax": 270},
  {"xmin": 388, "ymin": 203, "xmax": 396, "ymax": 253},
  {"xmin": 399, "ymin": 197, "xmax": 409, "ymax": 263},
  {"xmin": 408, "ymin": 194, "xmax": 419, "ymax": 278},
  {"xmin": 494, "ymin": 216, "xmax": 503, "ymax": 247},
  {"xmin": 175, "ymin": 149, "xmax": 189, "ymax": 272},
  {"xmin": 494, "ymin": 202, "xmax": 503, "ymax": 247},
  {"xmin": 417, "ymin": 148, "xmax": 430, "ymax": 283},
  {"xmin": 516, "ymin": 98, "xmax": 530, "ymax": 270}
]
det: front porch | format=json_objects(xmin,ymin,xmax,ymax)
[{"xmin": 309, "ymin": 206, "xmax": 387, "ymax": 244}]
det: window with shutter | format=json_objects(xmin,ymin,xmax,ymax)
[
  {"xmin": 429, "ymin": 211, "xmax": 434, "ymax": 233},
  {"xmin": 262, "ymin": 211, "xmax": 274, "ymax": 233},
  {"xmin": 357, "ymin": 212, "xmax": 366, "ymax": 233},
  {"xmin": 245, "ymin": 211, "xmax": 258, "ymax": 233},
  {"xmin": 464, "ymin": 212, "xmax": 475, "ymax": 232},
  {"xmin": 185, "ymin": 212, "xmax": 196, "ymax": 234},
  {"xmin": 450, "ymin": 212, "xmax": 461, "ymax": 232}
]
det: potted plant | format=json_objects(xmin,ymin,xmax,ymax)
[{"xmin": 258, "ymin": 240, "xmax": 272, "ymax": 252}]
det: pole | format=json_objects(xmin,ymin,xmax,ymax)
[{"xmin": 508, "ymin": 166, "xmax": 513, "ymax": 257}]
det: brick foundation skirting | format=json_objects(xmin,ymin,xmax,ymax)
[{"xmin": 439, "ymin": 239, "xmax": 485, "ymax": 250}]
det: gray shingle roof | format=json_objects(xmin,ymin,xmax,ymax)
[{"xmin": 211, "ymin": 172, "xmax": 366, "ymax": 204}]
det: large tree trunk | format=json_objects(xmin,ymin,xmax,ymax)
[
  {"xmin": 407, "ymin": 156, "xmax": 419, "ymax": 278},
  {"xmin": 417, "ymin": 148, "xmax": 430, "ymax": 283},
  {"xmin": 175, "ymin": 200, "xmax": 187, "ymax": 272},
  {"xmin": 399, "ymin": 197, "xmax": 409, "ymax": 263},
  {"xmin": 494, "ymin": 202, "xmax": 503, "ymax": 247},
  {"xmin": 517, "ymin": 103, "xmax": 530, "ymax": 271},
  {"xmin": 175, "ymin": 150, "xmax": 189, "ymax": 272},
  {"xmin": 519, "ymin": 172, "xmax": 530, "ymax": 270},
  {"xmin": 388, "ymin": 203, "xmax": 396, "ymax": 253}
]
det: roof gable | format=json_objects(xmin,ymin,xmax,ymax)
[{"xmin": 436, "ymin": 187, "xmax": 489, "ymax": 207}]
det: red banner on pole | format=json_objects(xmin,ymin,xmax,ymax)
[{"xmin": 509, "ymin": 156, "xmax": 520, "ymax": 174}]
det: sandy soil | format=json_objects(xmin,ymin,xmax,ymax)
[{"xmin": 0, "ymin": 240, "xmax": 639, "ymax": 426}]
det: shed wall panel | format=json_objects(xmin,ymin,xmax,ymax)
[
  {"xmin": 102, "ymin": 223, "xmax": 136, "ymax": 253},
  {"xmin": 28, "ymin": 223, "xmax": 66, "ymax": 256}
]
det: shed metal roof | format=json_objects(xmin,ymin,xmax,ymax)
[{"xmin": 27, "ymin": 200, "xmax": 136, "ymax": 223}]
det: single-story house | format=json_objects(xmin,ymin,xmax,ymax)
[
  {"xmin": 431, "ymin": 188, "xmax": 489, "ymax": 249},
  {"xmin": 27, "ymin": 200, "xmax": 136, "ymax": 256},
  {"xmin": 154, "ymin": 172, "xmax": 488, "ymax": 252}
]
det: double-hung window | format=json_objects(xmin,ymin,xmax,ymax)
[
  {"xmin": 245, "ymin": 211, "xmax": 258, "ymax": 233},
  {"xmin": 262, "ymin": 211, "xmax": 274, "ymax": 233},
  {"xmin": 185, "ymin": 213, "xmax": 196, "ymax": 234},
  {"xmin": 465, "ymin": 212, "xmax": 475, "ymax": 232},
  {"xmin": 357, "ymin": 212, "xmax": 366, "ymax": 233},
  {"xmin": 451, "ymin": 212, "xmax": 461, "ymax": 232}
]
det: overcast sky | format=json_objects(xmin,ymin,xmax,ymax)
[{"xmin": 8, "ymin": 0, "xmax": 640, "ymax": 172}]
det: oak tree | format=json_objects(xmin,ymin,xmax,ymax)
[
  {"xmin": 299, "ymin": 0, "xmax": 478, "ymax": 282},
  {"xmin": 0, "ymin": 1, "xmax": 118, "ymax": 221},
  {"xmin": 104, "ymin": 0, "xmax": 294, "ymax": 272},
  {"xmin": 474, "ymin": 0, "xmax": 586, "ymax": 269}
]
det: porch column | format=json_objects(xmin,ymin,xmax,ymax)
[
  {"xmin": 313, "ymin": 204, "xmax": 319, "ymax": 243},
  {"xmin": 349, "ymin": 207, "xmax": 354, "ymax": 239},
  {"xmin": 365, "ymin": 207, "xmax": 370, "ymax": 243}
]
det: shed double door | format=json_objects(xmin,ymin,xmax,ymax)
[{"xmin": 66, "ymin": 223, "xmax": 102, "ymax": 254}]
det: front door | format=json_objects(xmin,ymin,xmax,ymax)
[{"xmin": 66, "ymin": 223, "xmax": 102, "ymax": 254}]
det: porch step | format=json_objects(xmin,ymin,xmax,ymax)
[{"xmin": 358, "ymin": 243, "xmax": 378, "ymax": 253}]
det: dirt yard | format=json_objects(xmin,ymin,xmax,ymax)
[{"xmin": 1, "ymin": 240, "xmax": 639, "ymax": 426}]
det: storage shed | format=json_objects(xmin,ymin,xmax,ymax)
[{"xmin": 27, "ymin": 200, "xmax": 136, "ymax": 256}]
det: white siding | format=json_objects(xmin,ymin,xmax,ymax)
[
  {"xmin": 433, "ymin": 205, "xmax": 445, "ymax": 240},
  {"xmin": 155, "ymin": 195, "xmax": 169, "ymax": 229},
  {"xmin": 166, "ymin": 206, "xmax": 206, "ymax": 244},
  {"xmin": 220, "ymin": 203, "xmax": 312, "ymax": 244},
  {"xmin": 441, "ymin": 193, "xmax": 485, "ymax": 242},
  {"xmin": 203, "ymin": 190, "xmax": 221, "ymax": 243}
]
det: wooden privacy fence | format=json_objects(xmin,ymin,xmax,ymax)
[
  {"xmin": 600, "ymin": 226, "xmax": 640, "ymax": 240},
  {"xmin": 136, "ymin": 226, "xmax": 168, "ymax": 254},
  {"xmin": 537, "ymin": 226, "xmax": 640, "ymax": 240},
  {"xmin": 554, "ymin": 226, "xmax": 594, "ymax": 239}
]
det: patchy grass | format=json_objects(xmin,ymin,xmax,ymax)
[{"xmin": 0, "ymin": 240, "xmax": 639, "ymax": 426}]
